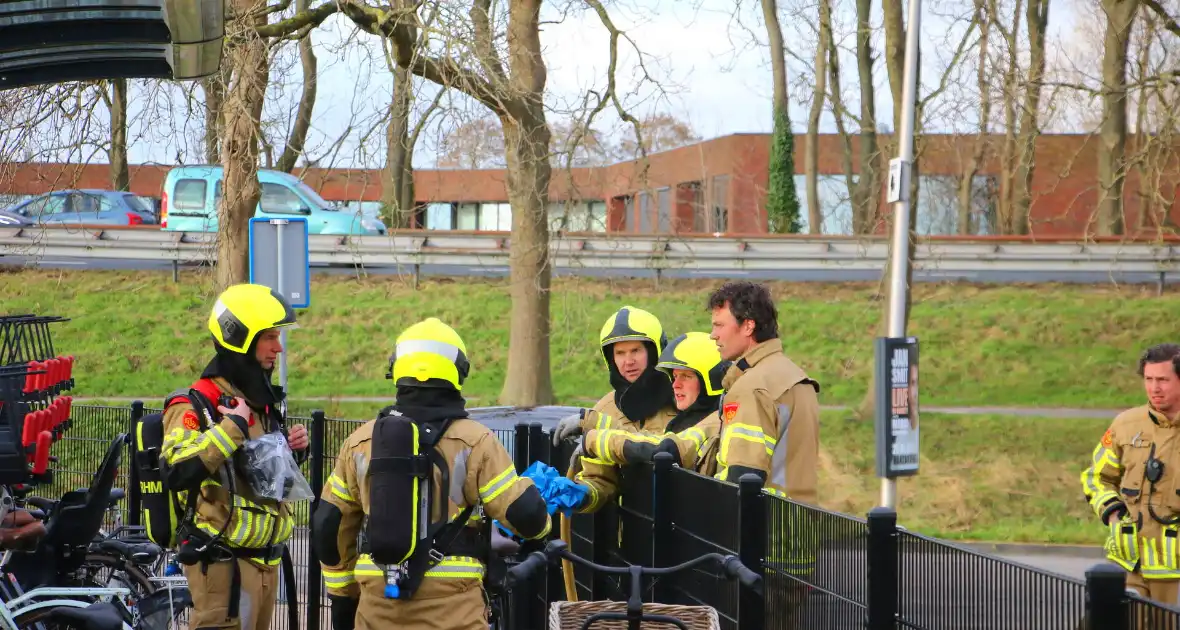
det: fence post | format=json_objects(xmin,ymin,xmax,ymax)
[
  {"xmin": 652, "ymin": 453, "xmax": 675, "ymax": 603},
  {"xmin": 305, "ymin": 410, "xmax": 326, "ymax": 630},
  {"xmin": 513, "ymin": 423, "xmax": 529, "ymax": 474},
  {"xmin": 1085, "ymin": 563, "xmax": 1128, "ymax": 630},
  {"xmin": 737, "ymin": 474, "xmax": 766, "ymax": 630},
  {"xmin": 866, "ymin": 507, "xmax": 899, "ymax": 630},
  {"xmin": 527, "ymin": 422, "xmax": 548, "ymax": 468},
  {"xmin": 126, "ymin": 400, "xmax": 143, "ymax": 526}
]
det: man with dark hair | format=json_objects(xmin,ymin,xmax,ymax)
[
  {"xmin": 1081, "ymin": 343, "xmax": 1180, "ymax": 610},
  {"xmin": 707, "ymin": 281, "xmax": 821, "ymax": 629},
  {"xmin": 706, "ymin": 280, "xmax": 820, "ymax": 503}
]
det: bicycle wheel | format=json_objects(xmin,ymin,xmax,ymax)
[{"xmin": 74, "ymin": 553, "xmax": 191, "ymax": 630}]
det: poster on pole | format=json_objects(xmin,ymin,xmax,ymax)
[
  {"xmin": 248, "ymin": 217, "xmax": 310, "ymax": 309},
  {"xmin": 874, "ymin": 336, "xmax": 920, "ymax": 478}
]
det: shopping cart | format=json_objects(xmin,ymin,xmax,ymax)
[{"xmin": 504, "ymin": 539, "xmax": 763, "ymax": 630}]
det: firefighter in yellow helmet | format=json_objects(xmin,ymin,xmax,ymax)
[
  {"xmin": 551, "ymin": 306, "xmax": 679, "ymax": 512},
  {"xmin": 312, "ymin": 318, "xmax": 551, "ymax": 630},
  {"xmin": 160, "ymin": 283, "xmax": 307, "ymax": 630},
  {"xmin": 575, "ymin": 332, "xmax": 731, "ymax": 493}
]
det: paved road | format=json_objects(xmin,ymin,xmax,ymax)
[{"xmin": 1, "ymin": 254, "xmax": 1175, "ymax": 285}]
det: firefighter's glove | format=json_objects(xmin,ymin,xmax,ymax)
[
  {"xmin": 328, "ymin": 595, "xmax": 358, "ymax": 630},
  {"xmin": 1106, "ymin": 512, "xmax": 1140, "ymax": 567},
  {"xmin": 654, "ymin": 438, "xmax": 682, "ymax": 467},
  {"xmin": 552, "ymin": 411, "xmax": 586, "ymax": 446},
  {"xmin": 1101, "ymin": 500, "xmax": 1128, "ymax": 526}
]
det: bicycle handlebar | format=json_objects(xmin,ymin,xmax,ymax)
[{"xmin": 506, "ymin": 539, "xmax": 763, "ymax": 596}]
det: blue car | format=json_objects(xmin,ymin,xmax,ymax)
[
  {"xmin": 2, "ymin": 190, "xmax": 158, "ymax": 226},
  {"xmin": 160, "ymin": 165, "xmax": 387, "ymax": 236}
]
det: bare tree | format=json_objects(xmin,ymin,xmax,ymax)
[
  {"xmin": 317, "ymin": 0, "xmax": 658, "ymax": 404},
  {"xmin": 761, "ymin": 0, "xmax": 803, "ymax": 233},
  {"xmin": 611, "ymin": 112, "xmax": 701, "ymax": 160},
  {"xmin": 1096, "ymin": 0, "xmax": 1140, "ymax": 235},
  {"xmin": 437, "ymin": 114, "xmax": 508, "ymax": 169},
  {"xmin": 215, "ymin": 0, "xmax": 334, "ymax": 290},
  {"xmin": 274, "ymin": 0, "xmax": 318, "ymax": 173},
  {"xmin": 803, "ymin": 0, "xmax": 832, "ymax": 234},
  {"xmin": 958, "ymin": 0, "xmax": 993, "ymax": 235},
  {"xmin": 105, "ymin": 80, "xmax": 130, "ymax": 191},
  {"xmin": 1012, "ymin": 0, "xmax": 1050, "ymax": 234}
]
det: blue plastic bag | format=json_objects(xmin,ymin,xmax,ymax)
[
  {"xmin": 491, "ymin": 462, "xmax": 588, "ymax": 540},
  {"xmin": 522, "ymin": 461, "xmax": 589, "ymax": 517}
]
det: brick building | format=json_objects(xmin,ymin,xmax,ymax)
[{"xmin": 2, "ymin": 133, "xmax": 1176, "ymax": 237}]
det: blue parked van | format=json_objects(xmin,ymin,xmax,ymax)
[{"xmin": 160, "ymin": 165, "xmax": 386, "ymax": 235}]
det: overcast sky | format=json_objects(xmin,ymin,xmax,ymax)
[{"xmin": 103, "ymin": 0, "xmax": 1087, "ymax": 169}]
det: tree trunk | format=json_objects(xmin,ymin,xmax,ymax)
[
  {"xmin": 1095, "ymin": 0, "xmax": 1137, "ymax": 236},
  {"xmin": 383, "ymin": 64, "xmax": 414, "ymax": 229},
  {"xmin": 275, "ymin": 0, "xmax": 317, "ymax": 173},
  {"xmin": 805, "ymin": 0, "xmax": 831, "ymax": 234},
  {"xmin": 109, "ymin": 79, "xmax": 129, "ymax": 191},
  {"xmin": 1012, "ymin": 0, "xmax": 1049, "ymax": 235},
  {"xmin": 497, "ymin": 0, "xmax": 554, "ymax": 406},
  {"xmin": 997, "ymin": 0, "xmax": 1023, "ymax": 234},
  {"xmin": 959, "ymin": 0, "xmax": 992, "ymax": 235},
  {"xmin": 217, "ymin": 1, "xmax": 270, "ymax": 292},
  {"xmin": 826, "ymin": 19, "xmax": 858, "ymax": 214},
  {"xmin": 761, "ymin": 0, "xmax": 801, "ymax": 233},
  {"xmin": 202, "ymin": 64, "xmax": 230, "ymax": 164},
  {"xmin": 853, "ymin": 0, "xmax": 880, "ymax": 234},
  {"xmin": 1135, "ymin": 14, "xmax": 1160, "ymax": 233}
]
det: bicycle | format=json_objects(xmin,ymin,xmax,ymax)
[{"xmin": 504, "ymin": 539, "xmax": 763, "ymax": 630}]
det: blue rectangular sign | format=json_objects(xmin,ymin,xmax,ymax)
[{"xmin": 248, "ymin": 217, "xmax": 310, "ymax": 309}]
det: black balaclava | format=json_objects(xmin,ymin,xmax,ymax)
[
  {"xmin": 382, "ymin": 381, "xmax": 469, "ymax": 424},
  {"xmin": 201, "ymin": 337, "xmax": 285, "ymax": 420},
  {"xmin": 607, "ymin": 340, "xmax": 676, "ymax": 427}
]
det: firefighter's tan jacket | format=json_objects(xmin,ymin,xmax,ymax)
[
  {"xmin": 319, "ymin": 417, "xmax": 552, "ymax": 629},
  {"xmin": 714, "ymin": 339, "xmax": 820, "ymax": 504},
  {"xmin": 160, "ymin": 376, "xmax": 294, "ymax": 569},
  {"xmin": 582, "ymin": 412, "xmax": 723, "ymax": 477},
  {"xmin": 572, "ymin": 392, "xmax": 678, "ymax": 512},
  {"xmin": 1081, "ymin": 404, "xmax": 1180, "ymax": 579}
]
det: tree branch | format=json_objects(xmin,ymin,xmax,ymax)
[
  {"xmin": 337, "ymin": 0, "xmax": 507, "ymax": 114},
  {"xmin": 254, "ymin": 1, "xmax": 338, "ymax": 38},
  {"xmin": 470, "ymin": 0, "xmax": 507, "ymax": 82},
  {"xmin": 919, "ymin": 20, "xmax": 979, "ymax": 109},
  {"xmin": 580, "ymin": 0, "xmax": 650, "ymax": 164},
  {"xmin": 1140, "ymin": 0, "xmax": 1180, "ymax": 38}
]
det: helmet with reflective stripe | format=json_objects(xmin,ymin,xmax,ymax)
[
  {"xmin": 386, "ymin": 318, "xmax": 471, "ymax": 390},
  {"xmin": 656, "ymin": 332, "xmax": 728, "ymax": 397},
  {"xmin": 208, "ymin": 283, "xmax": 298, "ymax": 354},
  {"xmin": 598, "ymin": 306, "xmax": 667, "ymax": 365}
]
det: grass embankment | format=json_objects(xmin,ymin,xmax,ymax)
[
  {"xmin": 0, "ymin": 268, "xmax": 1170, "ymax": 408},
  {"xmin": 3, "ymin": 268, "xmax": 1171, "ymax": 544}
]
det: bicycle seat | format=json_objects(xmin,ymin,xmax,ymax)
[
  {"xmin": 96, "ymin": 538, "xmax": 161, "ymax": 563},
  {"xmin": 47, "ymin": 602, "xmax": 126, "ymax": 630}
]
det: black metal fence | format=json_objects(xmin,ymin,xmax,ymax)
[{"xmin": 41, "ymin": 403, "xmax": 1180, "ymax": 630}]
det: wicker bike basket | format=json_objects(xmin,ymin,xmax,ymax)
[{"xmin": 548, "ymin": 600, "xmax": 721, "ymax": 630}]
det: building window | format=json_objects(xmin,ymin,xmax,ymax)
[
  {"xmin": 456, "ymin": 203, "xmax": 479, "ymax": 230},
  {"xmin": 710, "ymin": 175, "xmax": 729, "ymax": 233},
  {"xmin": 637, "ymin": 191, "xmax": 652, "ymax": 232},
  {"xmin": 656, "ymin": 187, "xmax": 671, "ymax": 232},
  {"xmin": 681, "ymin": 181, "xmax": 705, "ymax": 232},
  {"xmin": 425, "ymin": 202, "xmax": 454, "ymax": 230}
]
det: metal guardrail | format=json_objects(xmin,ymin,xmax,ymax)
[{"xmin": 2, "ymin": 225, "xmax": 1179, "ymax": 274}]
